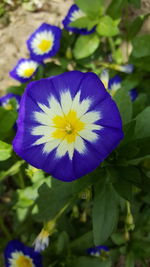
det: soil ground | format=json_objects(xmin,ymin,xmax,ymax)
[
  {"xmin": 0, "ymin": 0, "xmax": 149, "ymax": 93},
  {"xmin": 0, "ymin": 0, "xmax": 73, "ymax": 94}
]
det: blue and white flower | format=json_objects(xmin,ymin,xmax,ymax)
[
  {"xmin": 4, "ymin": 240, "xmax": 42, "ymax": 267},
  {"xmin": 10, "ymin": 58, "xmax": 39, "ymax": 83},
  {"xmin": 119, "ymin": 64, "xmax": 134, "ymax": 74},
  {"xmin": 0, "ymin": 93, "xmax": 21, "ymax": 111},
  {"xmin": 100, "ymin": 70, "xmax": 138, "ymax": 101},
  {"xmin": 63, "ymin": 4, "xmax": 95, "ymax": 35},
  {"xmin": 27, "ymin": 23, "xmax": 62, "ymax": 62},
  {"xmin": 87, "ymin": 245, "xmax": 109, "ymax": 257},
  {"xmin": 34, "ymin": 229, "xmax": 49, "ymax": 252},
  {"xmin": 13, "ymin": 71, "xmax": 123, "ymax": 182}
]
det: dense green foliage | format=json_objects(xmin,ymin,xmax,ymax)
[{"xmin": 0, "ymin": 0, "xmax": 150, "ymax": 266}]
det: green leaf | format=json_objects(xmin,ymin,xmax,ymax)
[
  {"xmin": 0, "ymin": 160, "xmax": 25, "ymax": 182},
  {"xmin": 125, "ymin": 252, "xmax": 135, "ymax": 267},
  {"xmin": 113, "ymin": 177, "xmax": 133, "ymax": 202},
  {"xmin": 0, "ymin": 107, "xmax": 17, "ymax": 138},
  {"xmin": 70, "ymin": 231, "xmax": 93, "ymax": 253},
  {"xmin": 75, "ymin": 0, "xmax": 104, "ymax": 18},
  {"xmin": 69, "ymin": 17, "xmax": 97, "ymax": 31},
  {"xmin": 131, "ymin": 35, "xmax": 150, "ymax": 58},
  {"xmin": 122, "ymin": 74, "xmax": 140, "ymax": 91},
  {"xmin": 115, "ymin": 166, "xmax": 150, "ymax": 192},
  {"xmin": 128, "ymin": 0, "xmax": 141, "ymax": 8},
  {"xmin": 133, "ymin": 93, "xmax": 147, "ymax": 117},
  {"xmin": 0, "ymin": 141, "xmax": 12, "ymax": 161},
  {"xmin": 93, "ymin": 180, "xmax": 119, "ymax": 245},
  {"xmin": 96, "ymin": 16, "xmax": 120, "ymax": 37},
  {"xmin": 34, "ymin": 65, "xmax": 44, "ymax": 80},
  {"xmin": 6, "ymin": 84, "xmax": 26, "ymax": 95},
  {"xmin": 36, "ymin": 171, "xmax": 99, "ymax": 221},
  {"xmin": 130, "ymin": 56, "xmax": 150, "ymax": 71},
  {"xmin": 127, "ymin": 14, "xmax": 150, "ymax": 39},
  {"xmin": 35, "ymin": 183, "xmax": 72, "ymax": 221},
  {"xmin": 56, "ymin": 231, "xmax": 69, "ymax": 255},
  {"xmin": 70, "ymin": 256, "xmax": 111, "ymax": 267},
  {"xmin": 114, "ymin": 89, "xmax": 132, "ymax": 124},
  {"xmin": 134, "ymin": 107, "xmax": 150, "ymax": 139},
  {"xmin": 73, "ymin": 33, "xmax": 100, "ymax": 59},
  {"xmin": 107, "ymin": 0, "xmax": 128, "ymax": 19}
]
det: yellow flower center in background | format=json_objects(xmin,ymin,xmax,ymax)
[
  {"xmin": 52, "ymin": 110, "xmax": 85, "ymax": 143},
  {"xmin": 38, "ymin": 39, "xmax": 52, "ymax": 52},
  {"xmin": 4, "ymin": 104, "xmax": 12, "ymax": 110},
  {"xmin": 24, "ymin": 68, "xmax": 35, "ymax": 77},
  {"xmin": 16, "ymin": 255, "xmax": 33, "ymax": 267}
]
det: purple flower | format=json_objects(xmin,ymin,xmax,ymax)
[
  {"xmin": 120, "ymin": 64, "xmax": 134, "ymax": 74},
  {"xmin": 87, "ymin": 245, "xmax": 109, "ymax": 257},
  {"xmin": 10, "ymin": 58, "xmax": 39, "ymax": 83},
  {"xmin": 0, "ymin": 93, "xmax": 21, "ymax": 111},
  {"xmin": 4, "ymin": 240, "xmax": 42, "ymax": 267},
  {"xmin": 13, "ymin": 71, "xmax": 123, "ymax": 182},
  {"xmin": 108, "ymin": 75, "xmax": 122, "ymax": 92},
  {"xmin": 129, "ymin": 88, "xmax": 138, "ymax": 101},
  {"xmin": 27, "ymin": 23, "xmax": 62, "ymax": 62},
  {"xmin": 100, "ymin": 71, "xmax": 138, "ymax": 101},
  {"xmin": 63, "ymin": 4, "xmax": 95, "ymax": 35}
]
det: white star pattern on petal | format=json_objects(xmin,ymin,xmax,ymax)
[{"xmin": 31, "ymin": 90, "xmax": 102, "ymax": 160}]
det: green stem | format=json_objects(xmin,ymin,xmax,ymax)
[
  {"xmin": 18, "ymin": 171, "xmax": 25, "ymax": 189},
  {"xmin": 108, "ymin": 37, "xmax": 116, "ymax": 54},
  {"xmin": 94, "ymin": 61, "xmax": 123, "ymax": 72},
  {"xmin": 0, "ymin": 216, "xmax": 12, "ymax": 240}
]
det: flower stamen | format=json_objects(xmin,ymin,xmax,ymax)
[{"xmin": 65, "ymin": 123, "xmax": 74, "ymax": 134}]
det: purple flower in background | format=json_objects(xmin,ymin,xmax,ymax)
[
  {"xmin": 27, "ymin": 23, "xmax": 62, "ymax": 62},
  {"xmin": 100, "ymin": 70, "xmax": 138, "ymax": 101},
  {"xmin": 13, "ymin": 71, "xmax": 123, "ymax": 182},
  {"xmin": 87, "ymin": 245, "xmax": 109, "ymax": 257},
  {"xmin": 0, "ymin": 93, "xmax": 21, "ymax": 111},
  {"xmin": 4, "ymin": 240, "xmax": 42, "ymax": 267},
  {"xmin": 10, "ymin": 58, "xmax": 39, "ymax": 83},
  {"xmin": 120, "ymin": 64, "xmax": 134, "ymax": 74},
  {"xmin": 63, "ymin": 4, "xmax": 95, "ymax": 35},
  {"xmin": 129, "ymin": 88, "xmax": 138, "ymax": 101}
]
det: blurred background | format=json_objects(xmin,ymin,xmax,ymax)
[
  {"xmin": 0, "ymin": 0, "xmax": 150, "ymax": 93},
  {"xmin": 0, "ymin": 0, "xmax": 74, "ymax": 92}
]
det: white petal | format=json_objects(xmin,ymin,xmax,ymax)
[
  {"xmin": 33, "ymin": 111, "xmax": 53, "ymax": 126},
  {"xmin": 81, "ymin": 110, "xmax": 101, "ymax": 123},
  {"xmin": 38, "ymin": 103, "xmax": 55, "ymax": 118},
  {"xmin": 43, "ymin": 139, "xmax": 61, "ymax": 154},
  {"xmin": 48, "ymin": 95, "xmax": 63, "ymax": 116},
  {"xmin": 60, "ymin": 90, "xmax": 73, "ymax": 114},
  {"xmin": 71, "ymin": 91, "xmax": 91, "ymax": 117},
  {"xmin": 31, "ymin": 125, "xmax": 52, "ymax": 136},
  {"xmin": 79, "ymin": 129, "xmax": 98, "ymax": 142},
  {"xmin": 56, "ymin": 139, "xmax": 68, "ymax": 158},
  {"xmin": 70, "ymin": 9, "xmax": 85, "ymax": 21},
  {"xmin": 67, "ymin": 142, "xmax": 75, "ymax": 160},
  {"xmin": 84, "ymin": 124, "xmax": 102, "ymax": 131},
  {"xmin": 74, "ymin": 135, "xmax": 86, "ymax": 154}
]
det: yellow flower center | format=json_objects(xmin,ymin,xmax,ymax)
[
  {"xmin": 24, "ymin": 68, "xmax": 35, "ymax": 77},
  {"xmin": 16, "ymin": 255, "xmax": 33, "ymax": 267},
  {"xmin": 52, "ymin": 110, "xmax": 85, "ymax": 143},
  {"xmin": 4, "ymin": 104, "xmax": 12, "ymax": 110},
  {"xmin": 38, "ymin": 39, "xmax": 52, "ymax": 52}
]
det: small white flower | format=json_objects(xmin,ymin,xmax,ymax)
[
  {"xmin": 120, "ymin": 64, "xmax": 134, "ymax": 73},
  {"xmin": 34, "ymin": 229, "xmax": 49, "ymax": 252}
]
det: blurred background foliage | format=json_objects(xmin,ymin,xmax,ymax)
[{"xmin": 0, "ymin": 0, "xmax": 150, "ymax": 266}]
